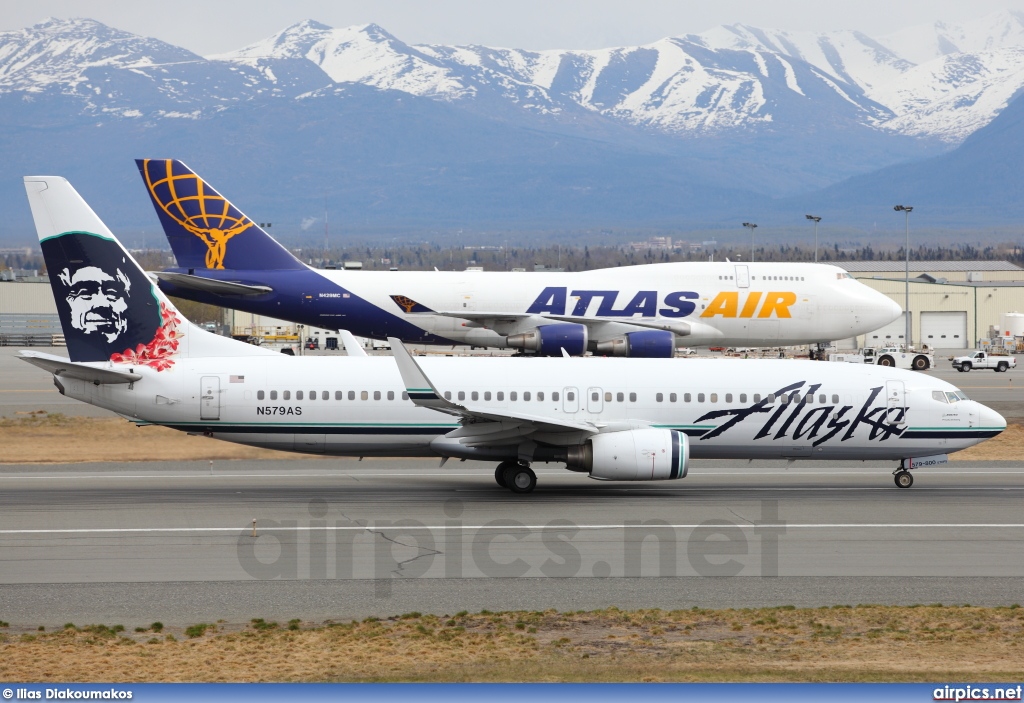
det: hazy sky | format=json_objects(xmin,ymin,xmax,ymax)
[{"xmin": 4, "ymin": 0, "xmax": 1024, "ymax": 54}]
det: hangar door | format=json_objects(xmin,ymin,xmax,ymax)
[
  {"xmin": 921, "ymin": 311, "xmax": 967, "ymax": 349},
  {"xmin": 865, "ymin": 313, "xmax": 909, "ymax": 346}
]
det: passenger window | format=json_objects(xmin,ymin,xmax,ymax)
[
  {"xmin": 932, "ymin": 391, "xmax": 947, "ymax": 403},
  {"xmin": 710, "ymin": 393, "xmax": 718, "ymax": 403},
  {"xmin": 361, "ymin": 391, "xmax": 368, "ymax": 401},
  {"xmin": 567, "ymin": 391, "xmax": 574, "ymax": 401},
  {"xmin": 497, "ymin": 391, "xmax": 505, "ymax": 401},
  {"xmin": 753, "ymin": 394, "xmax": 760, "ymax": 403},
  {"xmin": 458, "ymin": 391, "xmax": 466, "ymax": 401},
  {"xmin": 283, "ymin": 390, "xmax": 291, "ymax": 400},
  {"xmin": 298, "ymin": 391, "xmax": 305, "ymax": 400},
  {"xmin": 726, "ymin": 393, "xmax": 733, "ymax": 403},
  {"xmin": 322, "ymin": 391, "xmax": 329, "ymax": 400},
  {"xmin": 471, "ymin": 391, "xmax": 478, "ymax": 401},
  {"xmin": 604, "ymin": 392, "xmax": 611, "ymax": 402},
  {"xmin": 348, "ymin": 391, "xmax": 355, "ymax": 401},
  {"xmin": 484, "ymin": 391, "xmax": 492, "ymax": 401},
  {"xmin": 538, "ymin": 392, "xmax": 544, "ymax": 401},
  {"xmin": 552, "ymin": 392, "xmax": 559, "ymax": 401},
  {"xmin": 387, "ymin": 391, "xmax": 394, "ymax": 400},
  {"xmin": 831, "ymin": 394, "xmax": 839, "ymax": 404},
  {"xmin": 697, "ymin": 393, "xmax": 705, "ymax": 403},
  {"xmin": 739, "ymin": 394, "xmax": 746, "ymax": 403},
  {"xmin": 767, "ymin": 394, "xmax": 776, "ymax": 403},
  {"xmin": 803, "ymin": 394, "xmax": 810, "ymax": 404},
  {"xmin": 257, "ymin": 390, "xmax": 265, "ymax": 400},
  {"xmin": 402, "ymin": 392, "xmax": 409, "ymax": 401},
  {"xmin": 444, "ymin": 391, "xmax": 452, "ymax": 400},
  {"xmin": 629, "ymin": 392, "xmax": 637, "ymax": 402},
  {"xmin": 511, "ymin": 392, "xmax": 518, "ymax": 401},
  {"xmin": 617, "ymin": 392, "xmax": 624, "ymax": 402},
  {"xmin": 670, "ymin": 393, "xmax": 677, "ymax": 402},
  {"xmin": 270, "ymin": 390, "xmax": 278, "ymax": 400},
  {"xmin": 656, "ymin": 393, "xmax": 663, "ymax": 402},
  {"xmin": 819, "ymin": 394, "xmax": 826, "ymax": 404},
  {"xmin": 592, "ymin": 391, "xmax": 599, "ymax": 402},
  {"xmin": 524, "ymin": 392, "xmax": 531, "ymax": 401},
  {"xmin": 374, "ymin": 391, "xmax": 381, "ymax": 400},
  {"xmin": 684, "ymin": 393, "xmax": 691, "ymax": 402}
]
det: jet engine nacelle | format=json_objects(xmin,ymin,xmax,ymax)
[
  {"xmin": 506, "ymin": 323, "xmax": 588, "ymax": 356},
  {"xmin": 566, "ymin": 429, "xmax": 689, "ymax": 481},
  {"xmin": 594, "ymin": 329, "xmax": 675, "ymax": 358}
]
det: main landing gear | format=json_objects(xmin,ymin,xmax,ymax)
[
  {"xmin": 494, "ymin": 460, "xmax": 537, "ymax": 494},
  {"xmin": 893, "ymin": 460, "xmax": 914, "ymax": 488}
]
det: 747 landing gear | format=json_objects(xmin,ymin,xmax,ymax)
[
  {"xmin": 893, "ymin": 461, "xmax": 914, "ymax": 488},
  {"xmin": 494, "ymin": 461, "xmax": 537, "ymax": 493}
]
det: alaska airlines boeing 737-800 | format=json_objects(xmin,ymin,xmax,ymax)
[
  {"xmin": 136, "ymin": 159, "xmax": 901, "ymax": 357},
  {"xmin": 20, "ymin": 176, "xmax": 1002, "ymax": 493}
]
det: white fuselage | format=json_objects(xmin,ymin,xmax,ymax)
[
  {"xmin": 301, "ymin": 261, "xmax": 901, "ymax": 347},
  {"xmin": 54, "ymin": 355, "xmax": 1002, "ymax": 463}
]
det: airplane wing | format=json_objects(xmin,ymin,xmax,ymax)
[
  {"xmin": 152, "ymin": 271, "xmax": 273, "ymax": 296},
  {"xmin": 19, "ymin": 351, "xmax": 143, "ymax": 385},
  {"xmin": 388, "ymin": 337, "xmax": 597, "ymax": 446}
]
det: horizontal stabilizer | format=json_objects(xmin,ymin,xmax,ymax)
[
  {"xmin": 19, "ymin": 351, "xmax": 142, "ymax": 384},
  {"xmin": 152, "ymin": 271, "xmax": 272, "ymax": 296}
]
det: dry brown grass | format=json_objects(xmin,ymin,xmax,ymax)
[
  {"xmin": 1, "ymin": 606, "xmax": 1022, "ymax": 682},
  {"xmin": 0, "ymin": 414, "xmax": 316, "ymax": 463},
  {"xmin": 948, "ymin": 422, "xmax": 1024, "ymax": 461},
  {"xmin": 0, "ymin": 413, "xmax": 1019, "ymax": 464}
]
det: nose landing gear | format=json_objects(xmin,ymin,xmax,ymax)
[
  {"xmin": 893, "ymin": 460, "xmax": 914, "ymax": 488},
  {"xmin": 494, "ymin": 460, "xmax": 537, "ymax": 493}
]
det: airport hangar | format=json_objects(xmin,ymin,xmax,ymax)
[{"xmin": 5, "ymin": 260, "xmax": 1024, "ymax": 351}]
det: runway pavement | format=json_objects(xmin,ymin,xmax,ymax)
[{"xmin": 1, "ymin": 458, "xmax": 1023, "ymax": 626}]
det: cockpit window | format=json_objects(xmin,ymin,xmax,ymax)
[
  {"xmin": 836, "ymin": 272, "xmax": 854, "ymax": 279},
  {"xmin": 956, "ymin": 391, "xmax": 969, "ymax": 401},
  {"xmin": 945, "ymin": 391, "xmax": 960, "ymax": 403},
  {"xmin": 932, "ymin": 391, "xmax": 948, "ymax": 403}
]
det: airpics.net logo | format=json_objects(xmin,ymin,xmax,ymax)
[
  {"xmin": 934, "ymin": 684, "xmax": 1023, "ymax": 701},
  {"xmin": 235, "ymin": 499, "xmax": 787, "ymax": 597}
]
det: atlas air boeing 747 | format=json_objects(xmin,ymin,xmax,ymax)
[
  {"xmin": 136, "ymin": 159, "xmax": 901, "ymax": 356},
  {"xmin": 20, "ymin": 176, "xmax": 1003, "ymax": 493}
]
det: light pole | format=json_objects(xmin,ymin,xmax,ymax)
[
  {"xmin": 894, "ymin": 205, "xmax": 913, "ymax": 347},
  {"xmin": 742, "ymin": 222, "xmax": 758, "ymax": 262},
  {"xmin": 805, "ymin": 215, "xmax": 821, "ymax": 262}
]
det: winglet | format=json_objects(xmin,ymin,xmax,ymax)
[
  {"xmin": 339, "ymin": 330, "xmax": 367, "ymax": 357},
  {"xmin": 388, "ymin": 337, "xmax": 455, "ymax": 411}
]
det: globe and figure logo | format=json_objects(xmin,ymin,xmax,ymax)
[{"xmin": 140, "ymin": 159, "xmax": 253, "ymax": 269}]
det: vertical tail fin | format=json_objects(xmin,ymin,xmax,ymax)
[{"xmin": 135, "ymin": 159, "xmax": 305, "ymax": 271}]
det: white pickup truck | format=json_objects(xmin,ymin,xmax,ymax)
[{"xmin": 951, "ymin": 350, "xmax": 1016, "ymax": 372}]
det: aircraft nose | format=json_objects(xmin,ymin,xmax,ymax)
[{"xmin": 980, "ymin": 404, "xmax": 1007, "ymax": 435}]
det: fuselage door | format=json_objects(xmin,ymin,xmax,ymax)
[
  {"xmin": 563, "ymin": 387, "xmax": 579, "ymax": 414},
  {"xmin": 200, "ymin": 376, "xmax": 220, "ymax": 421},
  {"xmin": 587, "ymin": 387, "xmax": 604, "ymax": 414},
  {"xmin": 735, "ymin": 265, "xmax": 750, "ymax": 288},
  {"xmin": 885, "ymin": 380, "xmax": 906, "ymax": 427}
]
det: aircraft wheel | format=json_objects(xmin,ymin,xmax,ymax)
[
  {"xmin": 894, "ymin": 470, "xmax": 914, "ymax": 489},
  {"xmin": 504, "ymin": 465, "xmax": 537, "ymax": 494},
  {"xmin": 494, "ymin": 460, "xmax": 518, "ymax": 488}
]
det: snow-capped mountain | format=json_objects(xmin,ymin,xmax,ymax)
[{"xmin": 4, "ymin": 13, "xmax": 1024, "ymax": 241}]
